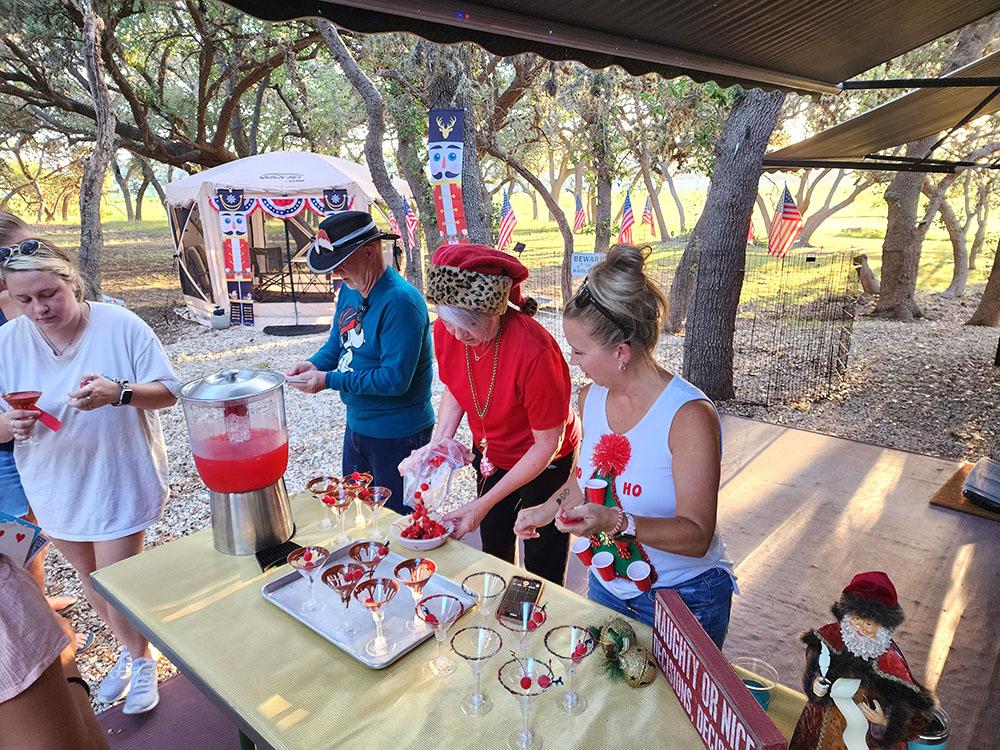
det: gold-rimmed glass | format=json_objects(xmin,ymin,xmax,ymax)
[
  {"xmin": 543, "ymin": 624, "xmax": 596, "ymax": 715},
  {"xmin": 416, "ymin": 593, "xmax": 465, "ymax": 677},
  {"xmin": 497, "ymin": 655, "xmax": 557, "ymax": 750},
  {"xmin": 461, "ymin": 571, "xmax": 506, "ymax": 623},
  {"xmin": 451, "ymin": 626, "xmax": 503, "ymax": 717},
  {"xmin": 497, "ymin": 602, "xmax": 547, "ymax": 657}
]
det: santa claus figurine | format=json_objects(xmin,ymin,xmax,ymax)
[{"xmin": 789, "ymin": 571, "xmax": 935, "ymax": 750}]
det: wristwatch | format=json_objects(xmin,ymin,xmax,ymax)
[
  {"xmin": 613, "ymin": 512, "xmax": 637, "ymax": 542},
  {"xmin": 111, "ymin": 379, "xmax": 133, "ymax": 407}
]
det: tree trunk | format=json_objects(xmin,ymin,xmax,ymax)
[
  {"xmin": 483, "ymin": 140, "xmax": 574, "ymax": 302},
  {"xmin": 966, "ymin": 235, "xmax": 1000, "ymax": 326},
  {"xmin": 316, "ymin": 21, "xmax": 422, "ymax": 287},
  {"xmin": 78, "ymin": 11, "xmax": 116, "ymax": 299},
  {"xmin": 682, "ymin": 88, "xmax": 785, "ymax": 400},
  {"xmin": 638, "ymin": 145, "xmax": 669, "ymax": 239},
  {"xmin": 136, "ymin": 156, "xmax": 166, "ymax": 206},
  {"xmin": 586, "ymin": 72, "xmax": 613, "ymax": 251},
  {"xmin": 932, "ymin": 190, "xmax": 968, "ymax": 298},
  {"xmin": 755, "ymin": 193, "xmax": 772, "ymax": 232},
  {"xmin": 135, "ymin": 178, "xmax": 149, "ymax": 222},
  {"xmin": 661, "ymin": 163, "xmax": 686, "ymax": 234},
  {"xmin": 111, "ymin": 153, "xmax": 134, "ymax": 222},
  {"xmin": 60, "ymin": 191, "xmax": 71, "ymax": 221},
  {"xmin": 874, "ymin": 16, "xmax": 998, "ymax": 319},
  {"xmin": 969, "ymin": 188, "xmax": 990, "ymax": 270},
  {"xmin": 666, "ymin": 211, "xmax": 707, "ymax": 332},
  {"xmin": 853, "ymin": 254, "xmax": 880, "ymax": 296}
]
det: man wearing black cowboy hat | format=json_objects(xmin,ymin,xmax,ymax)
[{"xmin": 285, "ymin": 210, "xmax": 434, "ymax": 514}]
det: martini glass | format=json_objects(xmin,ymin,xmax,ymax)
[
  {"xmin": 544, "ymin": 624, "xmax": 596, "ymax": 715},
  {"xmin": 393, "ymin": 557, "xmax": 436, "ymax": 632},
  {"xmin": 306, "ymin": 475, "xmax": 340, "ymax": 530},
  {"xmin": 359, "ymin": 486, "xmax": 392, "ymax": 542},
  {"xmin": 327, "ymin": 487, "xmax": 355, "ymax": 545},
  {"xmin": 287, "ymin": 545, "xmax": 330, "ymax": 613},
  {"xmin": 2, "ymin": 390, "xmax": 42, "ymax": 448},
  {"xmin": 353, "ymin": 577, "xmax": 399, "ymax": 658},
  {"xmin": 461, "ymin": 571, "xmax": 507, "ymax": 624},
  {"xmin": 342, "ymin": 471, "xmax": 373, "ymax": 531},
  {"xmin": 498, "ymin": 654, "xmax": 557, "ymax": 750},
  {"xmin": 322, "ymin": 563, "xmax": 366, "ymax": 640},
  {"xmin": 451, "ymin": 625, "xmax": 503, "ymax": 717},
  {"xmin": 497, "ymin": 602, "xmax": 547, "ymax": 657},
  {"xmin": 348, "ymin": 540, "xmax": 390, "ymax": 578},
  {"xmin": 416, "ymin": 593, "xmax": 465, "ymax": 677}
]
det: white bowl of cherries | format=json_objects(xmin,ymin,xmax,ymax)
[{"xmin": 391, "ymin": 502, "xmax": 453, "ymax": 551}]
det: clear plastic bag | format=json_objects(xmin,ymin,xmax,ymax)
[{"xmin": 402, "ymin": 440, "xmax": 466, "ymax": 513}]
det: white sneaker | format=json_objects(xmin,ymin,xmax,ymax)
[
  {"xmin": 122, "ymin": 657, "xmax": 159, "ymax": 714},
  {"xmin": 97, "ymin": 650, "xmax": 132, "ymax": 703}
]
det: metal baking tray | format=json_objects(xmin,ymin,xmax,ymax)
[{"xmin": 261, "ymin": 542, "xmax": 477, "ymax": 669}]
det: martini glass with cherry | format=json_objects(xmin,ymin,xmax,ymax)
[
  {"xmin": 306, "ymin": 475, "xmax": 340, "ymax": 530},
  {"xmin": 416, "ymin": 592, "xmax": 465, "ymax": 677},
  {"xmin": 2, "ymin": 390, "xmax": 42, "ymax": 447},
  {"xmin": 348, "ymin": 540, "xmax": 390, "ymax": 578},
  {"xmin": 497, "ymin": 601, "xmax": 547, "ymax": 657},
  {"xmin": 286, "ymin": 545, "xmax": 330, "ymax": 614},
  {"xmin": 393, "ymin": 557, "xmax": 437, "ymax": 632},
  {"xmin": 322, "ymin": 562, "xmax": 366, "ymax": 640},
  {"xmin": 544, "ymin": 624, "xmax": 596, "ymax": 715},
  {"xmin": 498, "ymin": 653, "xmax": 560, "ymax": 750},
  {"xmin": 359, "ymin": 486, "xmax": 392, "ymax": 542}
]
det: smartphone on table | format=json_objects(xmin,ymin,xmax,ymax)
[{"xmin": 497, "ymin": 575, "xmax": 544, "ymax": 622}]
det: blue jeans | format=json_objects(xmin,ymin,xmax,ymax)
[
  {"xmin": 587, "ymin": 567, "xmax": 734, "ymax": 649},
  {"xmin": 342, "ymin": 426, "xmax": 433, "ymax": 515},
  {"xmin": 0, "ymin": 446, "xmax": 29, "ymax": 517}
]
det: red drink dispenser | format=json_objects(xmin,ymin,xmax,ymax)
[{"xmin": 180, "ymin": 369, "xmax": 294, "ymax": 555}]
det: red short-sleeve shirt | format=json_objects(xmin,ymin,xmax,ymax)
[{"xmin": 434, "ymin": 312, "xmax": 580, "ymax": 470}]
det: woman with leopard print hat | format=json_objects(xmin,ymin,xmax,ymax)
[{"xmin": 399, "ymin": 243, "xmax": 579, "ymax": 584}]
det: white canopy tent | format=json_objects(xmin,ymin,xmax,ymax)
[{"xmin": 165, "ymin": 151, "xmax": 412, "ymax": 329}]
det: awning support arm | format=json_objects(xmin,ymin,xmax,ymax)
[
  {"xmin": 840, "ymin": 77, "xmax": 1000, "ymax": 89},
  {"xmin": 923, "ymin": 86, "xmax": 1000, "ymax": 159}
]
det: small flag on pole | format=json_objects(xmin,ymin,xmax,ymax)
[
  {"xmin": 573, "ymin": 193, "xmax": 586, "ymax": 233},
  {"xmin": 641, "ymin": 196, "xmax": 656, "ymax": 237},
  {"xmin": 747, "ymin": 216, "xmax": 755, "ymax": 244},
  {"xmin": 498, "ymin": 190, "xmax": 517, "ymax": 250},
  {"xmin": 403, "ymin": 198, "xmax": 419, "ymax": 248},
  {"xmin": 617, "ymin": 191, "xmax": 635, "ymax": 245},
  {"xmin": 388, "ymin": 209, "xmax": 400, "ymax": 236},
  {"xmin": 767, "ymin": 185, "xmax": 803, "ymax": 258}
]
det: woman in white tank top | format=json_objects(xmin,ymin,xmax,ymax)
[{"xmin": 513, "ymin": 245, "xmax": 735, "ymax": 648}]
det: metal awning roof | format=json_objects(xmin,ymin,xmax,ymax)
[
  {"xmin": 764, "ymin": 52, "xmax": 1000, "ymax": 172},
  {"xmin": 225, "ymin": 0, "xmax": 1000, "ymax": 95}
]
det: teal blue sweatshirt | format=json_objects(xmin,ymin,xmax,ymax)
[{"xmin": 308, "ymin": 267, "xmax": 434, "ymax": 439}]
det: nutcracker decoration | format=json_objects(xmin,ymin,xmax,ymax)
[
  {"xmin": 428, "ymin": 108, "xmax": 468, "ymax": 243},
  {"xmin": 212, "ymin": 188, "xmax": 257, "ymax": 326},
  {"xmin": 789, "ymin": 572, "xmax": 936, "ymax": 750}
]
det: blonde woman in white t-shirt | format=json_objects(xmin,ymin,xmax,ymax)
[
  {"xmin": 514, "ymin": 244, "xmax": 735, "ymax": 648},
  {"xmin": 0, "ymin": 239, "xmax": 179, "ymax": 713}
]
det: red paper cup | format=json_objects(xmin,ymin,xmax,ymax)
[
  {"xmin": 572, "ymin": 537, "xmax": 594, "ymax": 566},
  {"xmin": 592, "ymin": 551, "xmax": 615, "ymax": 581},
  {"xmin": 627, "ymin": 560, "xmax": 652, "ymax": 591},
  {"xmin": 584, "ymin": 479, "xmax": 608, "ymax": 504}
]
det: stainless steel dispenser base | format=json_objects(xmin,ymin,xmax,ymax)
[{"xmin": 209, "ymin": 478, "xmax": 294, "ymax": 555}]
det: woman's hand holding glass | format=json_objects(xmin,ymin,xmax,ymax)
[{"xmin": 1, "ymin": 407, "xmax": 39, "ymax": 441}]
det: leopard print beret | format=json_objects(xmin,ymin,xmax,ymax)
[{"xmin": 425, "ymin": 264, "xmax": 513, "ymax": 315}]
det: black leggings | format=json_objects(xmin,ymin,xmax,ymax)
[{"xmin": 475, "ymin": 449, "xmax": 574, "ymax": 585}]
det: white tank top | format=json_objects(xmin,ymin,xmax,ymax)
[{"xmin": 576, "ymin": 375, "xmax": 735, "ymax": 598}]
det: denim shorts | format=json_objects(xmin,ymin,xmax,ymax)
[
  {"xmin": 587, "ymin": 566, "xmax": 734, "ymax": 649},
  {"xmin": 0, "ymin": 447, "xmax": 29, "ymax": 518}
]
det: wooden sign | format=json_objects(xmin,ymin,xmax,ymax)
[{"xmin": 653, "ymin": 590, "xmax": 786, "ymax": 750}]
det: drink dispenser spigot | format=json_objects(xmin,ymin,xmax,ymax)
[{"xmin": 180, "ymin": 369, "xmax": 294, "ymax": 555}]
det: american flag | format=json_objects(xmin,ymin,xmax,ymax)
[
  {"xmin": 497, "ymin": 190, "xmax": 517, "ymax": 250},
  {"xmin": 573, "ymin": 193, "xmax": 586, "ymax": 233},
  {"xmin": 747, "ymin": 215, "xmax": 755, "ymax": 244},
  {"xmin": 403, "ymin": 198, "xmax": 419, "ymax": 247},
  {"xmin": 767, "ymin": 185, "xmax": 803, "ymax": 258},
  {"xmin": 388, "ymin": 210, "xmax": 400, "ymax": 236},
  {"xmin": 616, "ymin": 191, "xmax": 634, "ymax": 245},
  {"xmin": 641, "ymin": 196, "xmax": 656, "ymax": 237}
]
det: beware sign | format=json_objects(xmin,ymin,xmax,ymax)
[
  {"xmin": 571, "ymin": 252, "xmax": 605, "ymax": 277},
  {"xmin": 653, "ymin": 590, "xmax": 786, "ymax": 750}
]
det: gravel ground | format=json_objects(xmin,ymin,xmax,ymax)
[{"xmin": 48, "ymin": 288, "xmax": 997, "ymax": 711}]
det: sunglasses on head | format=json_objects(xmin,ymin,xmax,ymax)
[
  {"xmin": 0, "ymin": 239, "xmax": 41, "ymax": 264},
  {"xmin": 572, "ymin": 281, "xmax": 631, "ymax": 341}
]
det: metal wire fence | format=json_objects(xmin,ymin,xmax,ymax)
[{"xmin": 518, "ymin": 241, "xmax": 859, "ymax": 406}]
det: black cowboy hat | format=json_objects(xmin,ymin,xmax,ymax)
[{"xmin": 306, "ymin": 210, "xmax": 399, "ymax": 274}]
